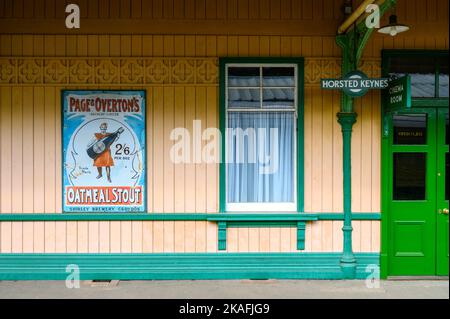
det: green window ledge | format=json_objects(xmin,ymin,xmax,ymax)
[{"xmin": 0, "ymin": 212, "xmax": 381, "ymax": 221}]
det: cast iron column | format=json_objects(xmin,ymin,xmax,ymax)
[
  {"xmin": 337, "ymin": 112, "xmax": 357, "ymax": 278},
  {"xmin": 335, "ymin": 0, "xmax": 396, "ymax": 279}
]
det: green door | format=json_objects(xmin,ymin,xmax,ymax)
[
  {"xmin": 436, "ymin": 108, "xmax": 449, "ymax": 275},
  {"xmin": 387, "ymin": 108, "xmax": 449, "ymax": 276}
]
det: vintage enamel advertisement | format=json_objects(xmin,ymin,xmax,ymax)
[{"xmin": 62, "ymin": 90, "xmax": 146, "ymax": 213}]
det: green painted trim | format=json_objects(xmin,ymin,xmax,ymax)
[
  {"xmin": 381, "ymin": 52, "xmax": 396, "ymax": 278},
  {"xmin": 218, "ymin": 57, "xmax": 305, "ymax": 213},
  {"xmin": 219, "ymin": 58, "xmax": 227, "ymax": 213},
  {"xmin": 0, "ymin": 213, "xmax": 209, "ymax": 221},
  {"xmin": 411, "ymin": 99, "xmax": 449, "ymax": 108},
  {"xmin": 380, "ymin": 106, "xmax": 391, "ymax": 279},
  {"xmin": 214, "ymin": 212, "xmax": 380, "ymax": 252},
  {"xmin": 0, "ymin": 253, "xmax": 380, "ymax": 280},
  {"xmin": 297, "ymin": 222, "xmax": 306, "ymax": 250},
  {"xmin": 0, "ymin": 212, "xmax": 381, "ymax": 221},
  {"xmin": 207, "ymin": 213, "xmax": 318, "ymax": 222},
  {"xmin": 297, "ymin": 58, "xmax": 305, "ymax": 213},
  {"xmin": 218, "ymin": 222, "xmax": 227, "ymax": 251},
  {"xmin": 217, "ymin": 214, "xmax": 379, "ymax": 252},
  {"xmin": 317, "ymin": 213, "xmax": 381, "ymax": 220},
  {"xmin": 221, "ymin": 215, "xmax": 383, "ymax": 226}
]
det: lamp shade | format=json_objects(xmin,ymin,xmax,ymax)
[{"xmin": 378, "ymin": 14, "xmax": 410, "ymax": 36}]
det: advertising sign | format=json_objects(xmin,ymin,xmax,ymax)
[
  {"xmin": 387, "ymin": 75, "xmax": 411, "ymax": 109},
  {"xmin": 321, "ymin": 70, "xmax": 389, "ymax": 97},
  {"xmin": 62, "ymin": 90, "xmax": 146, "ymax": 213}
]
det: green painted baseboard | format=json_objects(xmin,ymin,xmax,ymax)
[
  {"xmin": 0, "ymin": 253, "xmax": 379, "ymax": 280},
  {"xmin": 0, "ymin": 213, "xmax": 381, "ymax": 221}
]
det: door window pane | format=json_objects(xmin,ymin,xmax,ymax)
[
  {"xmin": 393, "ymin": 114, "xmax": 427, "ymax": 145},
  {"xmin": 389, "ymin": 56, "xmax": 436, "ymax": 98},
  {"xmin": 389, "ymin": 72, "xmax": 435, "ymax": 98},
  {"xmin": 393, "ymin": 153, "xmax": 426, "ymax": 200},
  {"xmin": 390, "ymin": 56, "xmax": 436, "ymax": 97},
  {"xmin": 388, "ymin": 55, "xmax": 450, "ymax": 98},
  {"xmin": 438, "ymin": 56, "xmax": 449, "ymax": 98},
  {"xmin": 438, "ymin": 74, "xmax": 449, "ymax": 98}
]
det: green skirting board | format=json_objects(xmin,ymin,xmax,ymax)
[{"xmin": 0, "ymin": 252, "xmax": 379, "ymax": 280}]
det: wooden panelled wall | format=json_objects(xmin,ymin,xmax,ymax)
[
  {"xmin": 0, "ymin": 0, "xmax": 344, "ymax": 20},
  {"xmin": 0, "ymin": 0, "xmax": 447, "ymax": 26},
  {"xmin": 0, "ymin": 0, "xmax": 448, "ymax": 254},
  {"xmin": 0, "ymin": 35, "xmax": 384, "ymax": 254}
]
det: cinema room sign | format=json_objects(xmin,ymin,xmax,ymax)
[
  {"xmin": 387, "ymin": 75, "xmax": 412, "ymax": 109},
  {"xmin": 62, "ymin": 90, "xmax": 147, "ymax": 213},
  {"xmin": 321, "ymin": 70, "xmax": 389, "ymax": 97}
]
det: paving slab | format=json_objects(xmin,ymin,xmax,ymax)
[{"xmin": 0, "ymin": 280, "xmax": 448, "ymax": 299}]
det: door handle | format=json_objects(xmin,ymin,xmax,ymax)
[{"xmin": 439, "ymin": 208, "xmax": 449, "ymax": 215}]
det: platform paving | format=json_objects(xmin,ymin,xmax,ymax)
[{"xmin": 0, "ymin": 279, "xmax": 448, "ymax": 299}]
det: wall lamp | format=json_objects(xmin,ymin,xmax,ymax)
[{"xmin": 378, "ymin": 14, "xmax": 410, "ymax": 36}]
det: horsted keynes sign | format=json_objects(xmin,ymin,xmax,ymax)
[{"xmin": 321, "ymin": 70, "xmax": 389, "ymax": 97}]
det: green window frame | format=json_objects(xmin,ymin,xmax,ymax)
[{"xmin": 219, "ymin": 57, "xmax": 305, "ymax": 213}]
